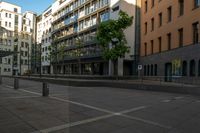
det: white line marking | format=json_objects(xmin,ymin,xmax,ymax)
[
  {"xmin": 121, "ymin": 114, "xmax": 171, "ymax": 129},
  {"xmin": 31, "ymin": 114, "xmax": 114, "ymax": 133},
  {"xmin": 19, "ymin": 89, "xmax": 171, "ymax": 132},
  {"xmin": 20, "ymin": 89, "xmax": 41, "ymax": 96},
  {"xmin": 3, "ymin": 85, "xmax": 13, "ymax": 89}
]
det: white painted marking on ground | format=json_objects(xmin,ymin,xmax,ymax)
[
  {"xmin": 19, "ymin": 89, "xmax": 171, "ymax": 132},
  {"xmin": 3, "ymin": 85, "xmax": 13, "ymax": 89},
  {"xmin": 31, "ymin": 114, "xmax": 114, "ymax": 133},
  {"xmin": 20, "ymin": 89, "xmax": 41, "ymax": 96},
  {"xmin": 121, "ymin": 114, "xmax": 172, "ymax": 129}
]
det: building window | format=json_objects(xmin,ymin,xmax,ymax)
[
  {"xmin": 167, "ymin": 6, "xmax": 172, "ymax": 22},
  {"xmin": 144, "ymin": 43, "xmax": 147, "ymax": 56},
  {"xmin": 190, "ymin": 60, "xmax": 196, "ymax": 77},
  {"xmin": 145, "ymin": 22, "xmax": 147, "ymax": 34},
  {"xmin": 179, "ymin": 0, "xmax": 184, "ymax": 16},
  {"xmin": 167, "ymin": 33, "xmax": 171, "ymax": 50},
  {"xmin": 145, "ymin": 1, "xmax": 148, "ymax": 12},
  {"xmin": 193, "ymin": 22, "xmax": 199, "ymax": 44},
  {"xmin": 158, "ymin": 37, "xmax": 162, "ymax": 52},
  {"xmin": 144, "ymin": 65, "xmax": 147, "ymax": 76},
  {"xmin": 14, "ymin": 8, "xmax": 18, "ymax": 12},
  {"xmin": 151, "ymin": 18, "xmax": 154, "ymax": 31},
  {"xmin": 5, "ymin": 13, "xmax": 8, "ymax": 17},
  {"xmin": 194, "ymin": 0, "xmax": 200, "ymax": 8},
  {"xmin": 182, "ymin": 61, "xmax": 187, "ymax": 76},
  {"xmin": 178, "ymin": 28, "xmax": 183, "ymax": 47},
  {"xmin": 147, "ymin": 65, "xmax": 150, "ymax": 76},
  {"xmin": 158, "ymin": 12, "xmax": 162, "ymax": 27},
  {"xmin": 151, "ymin": 0, "xmax": 155, "ymax": 8},
  {"xmin": 151, "ymin": 40, "xmax": 154, "ymax": 54},
  {"xmin": 154, "ymin": 64, "xmax": 157, "ymax": 76},
  {"xmin": 151, "ymin": 64, "xmax": 154, "ymax": 76}
]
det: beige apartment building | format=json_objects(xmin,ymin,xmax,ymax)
[{"xmin": 140, "ymin": 0, "xmax": 200, "ymax": 82}]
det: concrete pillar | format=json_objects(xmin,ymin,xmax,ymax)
[
  {"xmin": 50, "ymin": 65, "xmax": 53, "ymax": 74},
  {"xmin": 14, "ymin": 78, "xmax": 19, "ymax": 89},
  {"xmin": 118, "ymin": 58, "xmax": 123, "ymax": 76},
  {"xmin": 108, "ymin": 60, "xmax": 114, "ymax": 76},
  {"xmin": 42, "ymin": 82, "xmax": 49, "ymax": 96}
]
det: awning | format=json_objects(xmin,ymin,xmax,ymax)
[{"xmin": 0, "ymin": 50, "xmax": 17, "ymax": 58}]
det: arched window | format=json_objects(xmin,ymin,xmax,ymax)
[
  {"xmin": 154, "ymin": 64, "xmax": 157, "ymax": 76},
  {"xmin": 147, "ymin": 65, "xmax": 150, "ymax": 76},
  {"xmin": 151, "ymin": 64, "xmax": 154, "ymax": 76},
  {"xmin": 182, "ymin": 61, "xmax": 187, "ymax": 76},
  {"xmin": 144, "ymin": 65, "xmax": 147, "ymax": 76},
  {"xmin": 190, "ymin": 60, "xmax": 196, "ymax": 77}
]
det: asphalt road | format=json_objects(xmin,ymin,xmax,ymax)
[{"xmin": 0, "ymin": 77, "xmax": 200, "ymax": 133}]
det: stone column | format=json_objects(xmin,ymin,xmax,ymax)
[
  {"xmin": 108, "ymin": 60, "xmax": 114, "ymax": 76},
  {"xmin": 118, "ymin": 58, "xmax": 124, "ymax": 76}
]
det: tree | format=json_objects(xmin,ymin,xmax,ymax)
[
  {"xmin": 97, "ymin": 10, "xmax": 133, "ymax": 75},
  {"xmin": 97, "ymin": 11, "xmax": 133, "ymax": 60}
]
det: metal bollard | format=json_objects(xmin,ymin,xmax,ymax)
[
  {"xmin": 42, "ymin": 82, "xmax": 49, "ymax": 97},
  {"xmin": 14, "ymin": 78, "xmax": 19, "ymax": 89}
]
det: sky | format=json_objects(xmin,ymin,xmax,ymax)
[{"xmin": 3, "ymin": 0, "xmax": 55, "ymax": 14}]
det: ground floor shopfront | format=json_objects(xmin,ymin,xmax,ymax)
[
  {"xmin": 52, "ymin": 57, "xmax": 135, "ymax": 76},
  {"xmin": 140, "ymin": 44, "xmax": 200, "ymax": 84}
]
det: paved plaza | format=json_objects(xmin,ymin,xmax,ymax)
[{"xmin": 0, "ymin": 77, "xmax": 200, "ymax": 133}]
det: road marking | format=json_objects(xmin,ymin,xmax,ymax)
[
  {"xmin": 19, "ymin": 89, "xmax": 171, "ymax": 132},
  {"xmin": 3, "ymin": 85, "xmax": 13, "ymax": 89},
  {"xmin": 121, "ymin": 114, "xmax": 171, "ymax": 129},
  {"xmin": 31, "ymin": 114, "xmax": 114, "ymax": 133},
  {"xmin": 20, "ymin": 89, "xmax": 41, "ymax": 96}
]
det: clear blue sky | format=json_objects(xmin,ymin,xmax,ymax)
[{"xmin": 3, "ymin": 0, "xmax": 55, "ymax": 14}]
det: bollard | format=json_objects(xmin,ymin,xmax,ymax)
[
  {"xmin": 42, "ymin": 82, "xmax": 49, "ymax": 97},
  {"xmin": 0, "ymin": 76, "xmax": 2, "ymax": 85},
  {"xmin": 14, "ymin": 78, "xmax": 19, "ymax": 89}
]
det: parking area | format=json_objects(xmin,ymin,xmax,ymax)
[{"xmin": 0, "ymin": 77, "xmax": 200, "ymax": 133}]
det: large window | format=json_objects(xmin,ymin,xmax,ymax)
[
  {"xmin": 151, "ymin": 18, "xmax": 154, "ymax": 31},
  {"xmin": 167, "ymin": 33, "xmax": 171, "ymax": 50},
  {"xmin": 100, "ymin": 11, "xmax": 109, "ymax": 22},
  {"xmin": 158, "ymin": 12, "xmax": 162, "ymax": 27},
  {"xmin": 182, "ymin": 61, "xmax": 187, "ymax": 76},
  {"xmin": 190, "ymin": 60, "xmax": 196, "ymax": 77},
  {"xmin": 145, "ymin": 1, "xmax": 148, "ymax": 12},
  {"xmin": 193, "ymin": 22, "xmax": 199, "ymax": 44},
  {"xmin": 144, "ymin": 43, "xmax": 147, "ymax": 56},
  {"xmin": 178, "ymin": 28, "xmax": 183, "ymax": 47},
  {"xmin": 194, "ymin": 0, "xmax": 200, "ymax": 8},
  {"xmin": 158, "ymin": 37, "xmax": 162, "ymax": 53},
  {"xmin": 167, "ymin": 6, "xmax": 172, "ymax": 22},
  {"xmin": 179, "ymin": 0, "xmax": 184, "ymax": 16}
]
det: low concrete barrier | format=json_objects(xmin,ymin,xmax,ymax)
[{"xmin": 0, "ymin": 75, "xmax": 200, "ymax": 96}]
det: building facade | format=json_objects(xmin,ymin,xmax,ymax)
[
  {"xmin": 36, "ymin": 6, "xmax": 52, "ymax": 74},
  {"xmin": 51, "ymin": 0, "xmax": 139, "ymax": 76},
  {"xmin": 140, "ymin": 0, "xmax": 200, "ymax": 82},
  {"xmin": 0, "ymin": 1, "xmax": 36, "ymax": 75}
]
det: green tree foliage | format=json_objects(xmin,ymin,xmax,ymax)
[{"xmin": 97, "ymin": 11, "xmax": 133, "ymax": 60}]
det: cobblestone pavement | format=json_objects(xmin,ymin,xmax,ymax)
[{"xmin": 0, "ymin": 77, "xmax": 200, "ymax": 133}]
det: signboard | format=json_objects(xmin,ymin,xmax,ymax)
[{"xmin": 138, "ymin": 65, "xmax": 143, "ymax": 70}]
